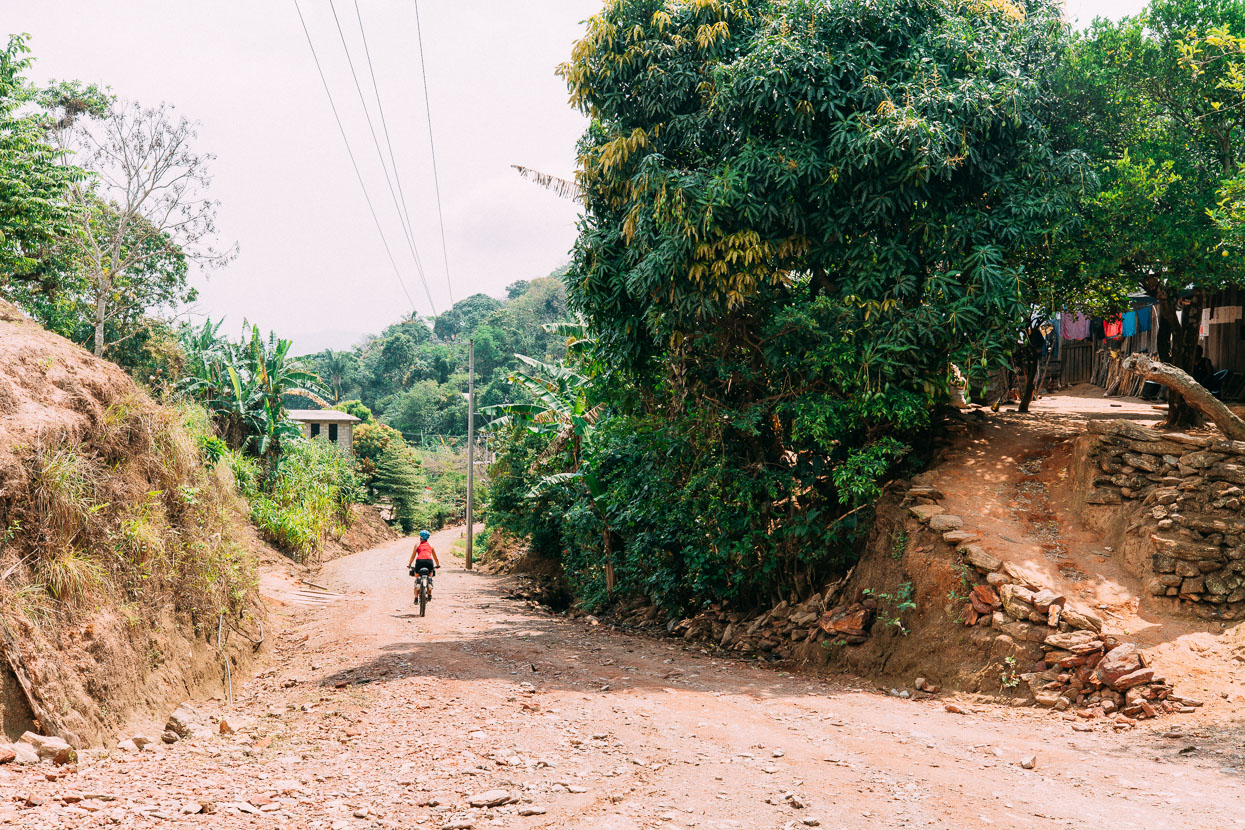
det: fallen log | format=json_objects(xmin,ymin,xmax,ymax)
[{"xmin": 1120, "ymin": 354, "xmax": 1245, "ymax": 441}]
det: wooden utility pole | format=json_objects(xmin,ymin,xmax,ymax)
[{"xmin": 466, "ymin": 339, "xmax": 475, "ymax": 570}]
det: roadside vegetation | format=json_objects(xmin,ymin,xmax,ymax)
[
  {"xmin": 5, "ymin": 0, "xmax": 1245, "ymax": 627},
  {"xmin": 488, "ymin": 0, "xmax": 1079, "ymax": 613},
  {"xmin": 483, "ymin": 0, "xmax": 1245, "ymax": 620},
  {"xmin": 6, "ymin": 389, "xmax": 256, "ymax": 628}
]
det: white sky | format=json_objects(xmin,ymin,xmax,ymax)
[{"xmin": 7, "ymin": 0, "xmax": 1145, "ymax": 353}]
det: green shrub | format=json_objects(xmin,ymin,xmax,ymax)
[
  {"xmin": 353, "ymin": 420, "xmax": 405, "ymax": 501},
  {"xmin": 337, "ymin": 399, "xmax": 373, "ymax": 423},
  {"xmin": 225, "ymin": 449, "xmax": 261, "ymax": 499},
  {"xmin": 247, "ymin": 439, "xmax": 360, "ymax": 562}
]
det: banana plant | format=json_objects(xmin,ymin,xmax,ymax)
[
  {"xmin": 179, "ymin": 319, "xmax": 329, "ymax": 458},
  {"xmin": 482, "ymin": 326, "xmax": 617, "ymax": 589}
]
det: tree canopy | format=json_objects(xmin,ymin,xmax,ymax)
[
  {"xmin": 1036, "ymin": 0, "xmax": 1245, "ymax": 423},
  {"xmin": 0, "ymin": 35, "xmax": 84, "ymax": 287},
  {"xmin": 563, "ymin": 0, "xmax": 1081, "ymax": 388},
  {"xmin": 485, "ymin": 0, "xmax": 1088, "ymax": 611}
]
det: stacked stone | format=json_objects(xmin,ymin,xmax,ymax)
[
  {"xmin": 1025, "ymin": 633, "xmax": 1202, "ymax": 719},
  {"xmin": 909, "ymin": 491, "xmax": 1192, "ymax": 721},
  {"xmin": 661, "ymin": 593, "xmax": 829, "ymax": 659},
  {"xmin": 1084, "ymin": 419, "xmax": 1245, "ymax": 620},
  {"xmin": 601, "ymin": 593, "xmax": 831, "ymax": 660}
]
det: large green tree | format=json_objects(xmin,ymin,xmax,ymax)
[
  {"xmin": 9, "ymin": 201, "xmax": 195, "ymax": 361},
  {"xmin": 530, "ymin": 0, "xmax": 1082, "ymax": 607},
  {"xmin": 0, "ymin": 36, "xmax": 84, "ymax": 289}
]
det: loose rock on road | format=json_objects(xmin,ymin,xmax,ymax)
[{"xmin": 2, "ymin": 526, "xmax": 1244, "ymax": 829}]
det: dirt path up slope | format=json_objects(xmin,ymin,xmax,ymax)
[
  {"xmin": 3, "ymin": 525, "xmax": 1245, "ymax": 828},
  {"xmin": 925, "ymin": 393, "xmax": 1245, "ymax": 717}
]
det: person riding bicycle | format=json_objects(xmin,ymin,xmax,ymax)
[{"xmin": 407, "ymin": 529, "xmax": 440, "ymax": 602}]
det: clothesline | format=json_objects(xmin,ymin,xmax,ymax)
[
  {"xmin": 1057, "ymin": 307, "xmax": 1155, "ymax": 343},
  {"xmin": 1060, "ymin": 303, "xmax": 1242, "ymax": 342}
]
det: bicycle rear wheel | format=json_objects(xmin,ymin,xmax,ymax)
[{"xmin": 419, "ymin": 580, "xmax": 427, "ymax": 617}]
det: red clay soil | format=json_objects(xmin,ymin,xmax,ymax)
[
  {"xmin": 6, "ymin": 524, "xmax": 1245, "ymax": 829},
  {"xmin": 321, "ymin": 504, "xmax": 400, "ymax": 564},
  {"xmin": 930, "ymin": 389, "xmax": 1245, "ymax": 722},
  {"xmin": 0, "ymin": 301, "xmax": 265, "ymax": 747}
]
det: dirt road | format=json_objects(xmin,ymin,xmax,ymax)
[{"xmin": 5, "ymin": 525, "xmax": 1245, "ymax": 829}]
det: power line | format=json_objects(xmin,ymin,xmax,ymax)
[
  {"xmin": 413, "ymin": 0, "xmax": 456, "ymax": 306},
  {"xmin": 328, "ymin": 0, "xmax": 438, "ymax": 317},
  {"xmin": 291, "ymin": 0, "xmax": 419, "ymax": 315},
  {"xmin": 352, "ymin": 0, "xmax": 448, "ymax": 306}
]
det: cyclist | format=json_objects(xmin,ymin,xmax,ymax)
[{"xmin": 407, "ymin": 530, "xmax": 440, "ymax": 603}]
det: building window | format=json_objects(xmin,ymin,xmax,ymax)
[
  {"xmin": 310, "ymin": 423, "xmax": 320, "ymax": 438},
  {"xmin": 329, "ymin": 423, "xmax": 338, "ymax": 443}
]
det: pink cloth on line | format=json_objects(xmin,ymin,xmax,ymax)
[{"xmin": 1062, "ymin": 312, "xmax": 1090, "ymax": 341}]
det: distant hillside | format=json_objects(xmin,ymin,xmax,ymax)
[{"xmin": 299, "ymin": 274, "xmax": 573, "ymax": 443}]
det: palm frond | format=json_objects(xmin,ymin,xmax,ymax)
[
  {"xmin": 525, "ymin": 470, "xmax": 582, "ymax": 499},
  {"xmin": 512, "ymin": 164, "xmax": 583, "ymax": 202}
]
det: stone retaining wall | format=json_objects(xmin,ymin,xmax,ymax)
[{"xmin": 1082, "ymin": 419, "xmax": 1245, "ymax": 620}]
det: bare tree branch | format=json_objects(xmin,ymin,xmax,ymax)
[
  {"xmin": 51, "ymin": 99, "xmax": 238, "ymax": 356},
  {"xmin": 1120, "ymin": 354, "xmax": 1245, "ymax": 441}
]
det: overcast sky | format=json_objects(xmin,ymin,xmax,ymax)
[{"xmin": 8, "ymin": 0, "xmax": 1145, "ymax": 354}]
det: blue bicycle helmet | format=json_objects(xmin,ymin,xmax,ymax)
[{"xmin": 419, "ymin": 529, "xmax": 431, "ymax": 541}]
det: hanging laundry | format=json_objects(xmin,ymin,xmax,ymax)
[
  {"xmin": 1137, "ymin": 306, "xmax": 1153, "ymax": 333},
  {"xmin": 1061, "ymin": 312, "xmax": 1090, "ymax": 341},
  {"xmin": 1122, "ymin": 311, "xmax": 1138, "ymax": 338},
  {"xmin": 1104, "ymin": 315, "xmax": 1123, "ymax": 338}
]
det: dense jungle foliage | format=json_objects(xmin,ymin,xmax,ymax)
[
  {"xmin": 488, "ymin": 0, "xmax": 1089, "ymax": 613},
  {"xmin": 299, "ymin": 276, "xmax": 572, "ymax": 442}
]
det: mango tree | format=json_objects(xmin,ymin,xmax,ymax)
[{"xmin": 546, "ymin": 0, "xmax": 1083, "ymax": 605}]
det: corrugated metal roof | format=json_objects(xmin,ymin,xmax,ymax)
[{"xmin": 286, "ymin": 409, "xmax": 361, "ymax": 423}]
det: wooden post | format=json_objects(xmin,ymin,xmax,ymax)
[{"xmin": 466, "ymin": 339, "xmax": 475, "ymax": 570}]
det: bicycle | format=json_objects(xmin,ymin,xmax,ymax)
[{"xmin": 409, "ymin": 564, "xmax": 433, "ymax": 617}]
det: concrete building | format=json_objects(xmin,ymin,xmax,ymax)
[{"xmin": 287, "ymin": 409, "xmax": 361, "ymax": 453}]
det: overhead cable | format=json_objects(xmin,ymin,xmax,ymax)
[
  {"xmin": 291, "ymin": 0, "xmax": 419, "ymax": 315},
  {"xmin": 352, "ymin": 0, "xmax": 451, "ymax": 306},
  {"xmin": 328, "ymin": 0, "xmax": 438, "ymax": 317},
  {"xmin": 413, "ymin": 0, "xmax": 456, "ymax": 305}
]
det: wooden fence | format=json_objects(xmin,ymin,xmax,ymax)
[{"xmin": 1058, "ymin": 341, "xmax": 1094, "ymax": 385}]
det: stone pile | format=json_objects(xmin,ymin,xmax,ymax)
[
  {"xmin": 1025, "ymin": 634, "xmax": 1202, "ymax": 719},
  {"xmin": 612, "ymin": 588, "xmax": 889, "ymax": 660},
  {"xmin": 0, "ymin": 732, "xmax": 75, "ymax": 767},
  {"xmin": 1083, "ymin": 419, "xmax": 1245, "ymax": 620},
  {"xmin": 907, "ymin": 492, "xmax": 1190, "ymax": 721},
  {"xmin": 661, "ymin": 592, "xmax": 831, "ymax": 660},
  {"xmin": 602, "ymin": 585, "xmax": 841, "ymax": 661}
]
